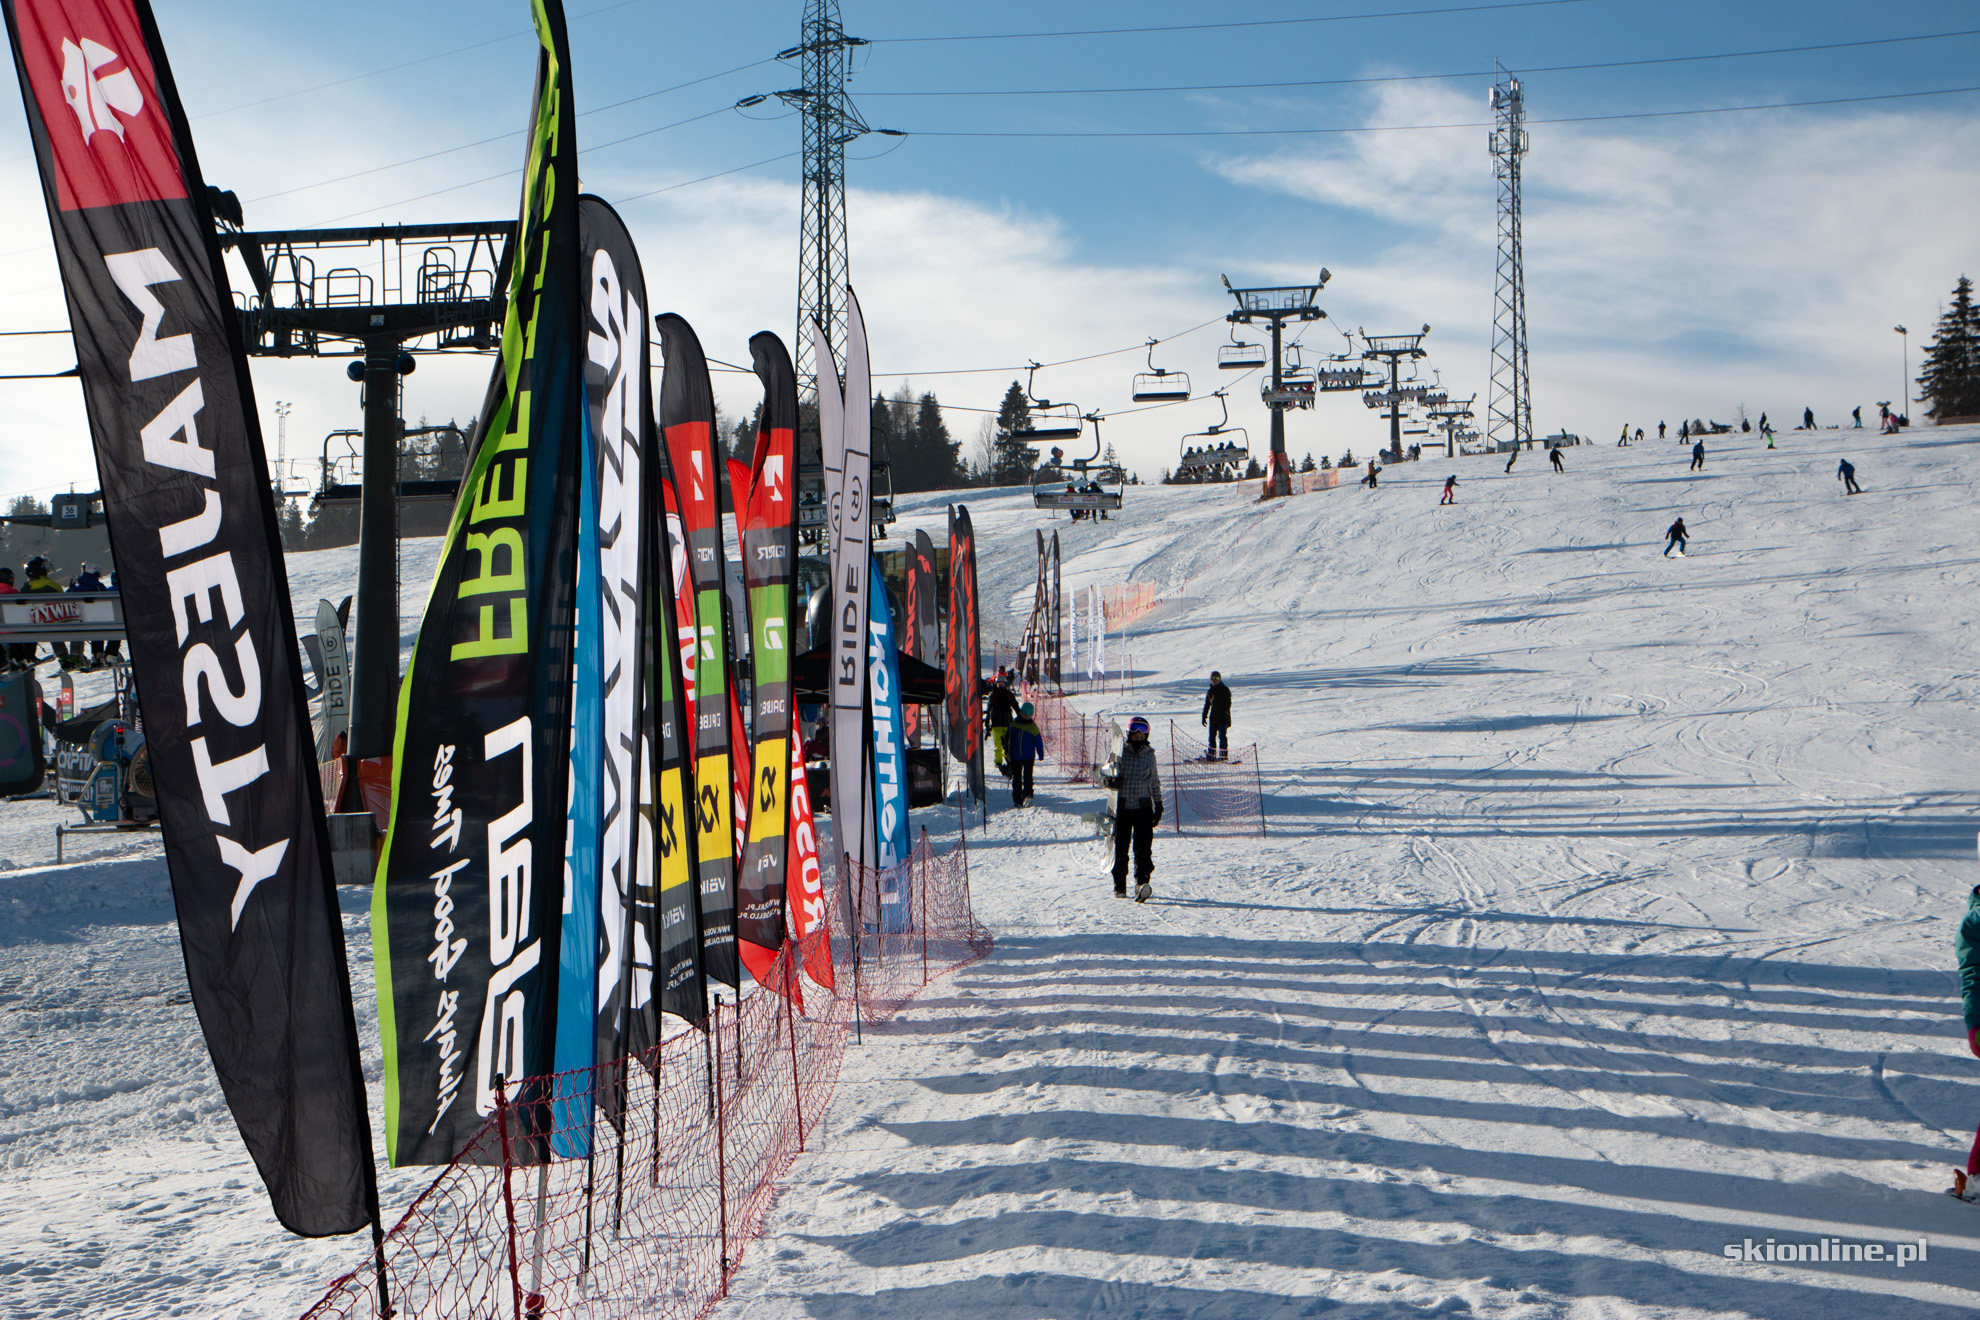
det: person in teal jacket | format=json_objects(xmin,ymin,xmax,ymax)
[{"xmin": 1954, "ymin": 884, "xmax": 1980, "ymax": 1199}]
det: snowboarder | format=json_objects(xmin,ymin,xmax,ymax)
[
  {"xmin": 1618, "ymin": 424, "xmax": 1629, "ymax": 447},
  {"xmin": 1663, "ymin": 517, "xmax": 1689, "ymax": 557},
  {"xmin": 1109, "ymin": 716, "xmax": 1163, "ymax": 901},
  {"xmin": 1762, "ymin": 420, "xmax": 1776, "ymax": 449},
  {"xmin": 986, "ymin": 674, "xmax": 1019, "ymax": 775},
  {"xmin": 1200, "ymin": 671, "xmax": 1232, "ymax": 760},
  {"xmin": 1549, "ymin": 447, "xmax": 1564, "ymax": 473},
  {"xmin": 1852, "ymin": 405, "xmax": 1863, "ymax": 429},
  {"xmin": 1950, "ymin": 884, "xmax": 1980, "ymax": 1200},
  {"xmin": 1006, "ymin": 701, "xmax": 1045, "ymax": 807},
  {"xmin": 1690, "ymin": 440, "xmax": 1705, "ymax": 471},
  {"xmin": 1440, "ymin": 475, "xmax": 1458, "ymax": 504},
  {"xmin": 1838, "ymin": 458, "xmax": 1861, "ymax": 495},
  {"xmin": 1802, "ymin": 406, "xmax": 1816, "ymax": 431},
  {"xmin": 1504, "ymin": 447, "xmax": 1518, "ymax": 474},
  {"xmin": 1758, "ymin": 411, "xmax": 1769, "ymax": 434},
  {"xmin": 1362, "ymin": 459, "xmax": 1380, "ymax": 489},
  {"xmin": 1634, "ymin": 427, "xmax": 1645, "ymax": 446},
  {"xmin": 1657, "ymin": 421, "xmax": 1666, "ymax": 441}
]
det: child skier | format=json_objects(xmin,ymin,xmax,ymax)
[
  {"xmin": 1006, "ymin": 702, "xmax": 1045, "ymax": 807},
  {"xmin": 1549, "ymin": 447, "xmax": 1564, "ymax": 473},
  {"xmin": 1441, "ymin": 475, "xmax": 1458, "ymax": 504},
  {"xmin": 1109, "ymin": 716, "xmax": 1163, "ymax": 901},
  {"xmin": 1200, "ymin": 671, "xmax": 1232, "ymax": 760},
  {"xmin": 1663, "ymin": 517, "xmax": 1689, "ymax": 557}
]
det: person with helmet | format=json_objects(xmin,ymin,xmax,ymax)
[
  {"xmin": 985, "ymin": 673, "xmax": 1020, "ymax": 776},
  {"xmin": 1006, "ymin": 701, "xmax": 1045, "ymax": 807},
  {"xmin": 1111, "ymin": 716, "xmax": 1163, "ymax": 901},
  {"xmin": 68, "ymin": 562, "xmax": 115, "ymax": 671},
  {"xmin": 22, "ymin": 556, "xmax": 70, "ymax": 671},
  {"xmin": 1200, "ymin": 671, "xmax": 1232, "ymax": 761}
]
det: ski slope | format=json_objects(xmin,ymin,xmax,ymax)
[{"xmin": 3, "ymin": 422, "xmax": 1979, "ymax": 1318}]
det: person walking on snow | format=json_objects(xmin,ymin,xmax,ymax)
[
  {"xmin": 1549, "ymin": 447, "xmax": 1565, "ymax": 473},
  {"xmin": 1505, "ymin": 447, "xmax": 1519, "ymax": 473},
  {"xmin": 1657, "ymin": 421, "xmax": 1666, "ymax": 440},
  {"xmin": 1690, "ymin": 440, "xmax": 1705, "ymax": 471},
  {"xmin": 1838, "ymin": 458, "xmax": 1861, "ymax": 495},
  {"xmin": 1006, "ymin": 701, "xmax": 1045, "ymax": 807},
  {"xmin": 1362, "ymin": 459, "xmax": 1380, "ymax": 489},
  {"xmin": 1201, "ymin": 671, "xmax": 1232, "ymax": 760},
  {"xmin": 1663, "ymin": 517, "xmax": 1689, "ymax": 557},
  {"xmin": 1802, "ymin": 406, "xmax": 1816, "ymax": 431},
  {"xmin": 1618, "ymin": 423, "xmax": 1630, "ymax": 447},
  {"xmin": 986, "ymin": 674, "xmax": 1019, "ymax": 775},
  {"xmin": 1680, "ymin": 419, "xmax": 1690, "ymax": 442},
  {"xmin": 1441, "ymin": 474, "xmax": 1459, "ymax": 504},
  {"xmin": 1852, "ymin": 405, "xmax": 1863, "ymax": 428},
  {"xmin": 1948, "ymin": 886, "xmax": 1980, "ymax": 1200},
  {"xmin": 1109, "ymin": 716, "xmax": 1163, "ymax": 901}
]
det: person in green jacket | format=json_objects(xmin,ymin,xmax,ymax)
[{"xmin": 1954, "ymin": 884, "xmax": 1980, "ymax": 1199}]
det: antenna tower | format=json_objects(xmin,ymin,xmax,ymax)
[
  {"xmin": 774, "ymin": 2, "xmax": 897, "ymax": 393},
  {"xmin": 1486, "ymin": 66, "xmax": 1532, "ymax": 452}
]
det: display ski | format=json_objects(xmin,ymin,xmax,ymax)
[
  {"xmin": 370, "ymin": 0, "xmax": 582, "ymax": 1168},
  {"xmin": 1048, "ymin": 530, "xmax": 1062, "ymax": 688},
  {"xmin": 312, "ymin": 598, "xmax": 350, "ymax": 760},
  {"xmin": 736, "ymin": 331, "xmax": 799, "ymax": 990},
  {"xmin": 656, "ymin": 313, "xmax": 740, "ymax": 990},
  {"xmin": 3, "ymin": 0, "xmax": 376, "ymax": 1233}
]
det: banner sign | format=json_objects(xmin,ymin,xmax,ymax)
[
  {"xmin": 656, "ymin": 313, "xmax": 739, "ymax": 990},
  {"xmin": 867, "ymin": 560, "xmax": 911, "ymax": 931},
  {"xmin": 735, "ymin": 331, "xmax": 797, "ymax": 989},
  {"xmin": 819, "ymin": 289, "xmax": 875, "ymax": 877},
  {"xmin": 4, "ymin": 0, "xmax": 375, "ymax": 1231},
  {"xmin": 944, "ymin": 505, "xmax": 985, "ymax": 805},
  {"xmin": 786, "ymin": 723, "xmax": 832, "ymax": 988},
  {"xmin": 371, "ymin": 0, "xmax": 582, "ymax": 1168},
  {"xmin": 312, "ymin": 598, "xmax": 349, "ymax": 760}
]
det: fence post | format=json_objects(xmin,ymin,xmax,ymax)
[
  {"xmin": 919, "ymin": 825, "xmax": 930, "ymax": 984},
  {"xmin": 711, "ymin": 996, "xmax": 731, "ymax": 1296},
  {"xmin": 848, "ymin": 852, "xmax": 863, "ymax": 1046},
  {"xmin": 494, "ymin": 1075, "xmax": 524, "ymax": 1320},
  {"xmin": 785, "ymin": 951, "xmax": 805, "ymax": 1152}
]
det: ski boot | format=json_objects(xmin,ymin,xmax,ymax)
[
  {"xmin": 1950, "ymin": 1170, "xmax": 1979, "ymax": 1202},
  {"xmin": 1135, "ymin": 881, "xmax": 1153, "ymax": 903}
]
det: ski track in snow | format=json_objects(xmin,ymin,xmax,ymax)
[{"xmin": 5, "ymin": 426, "xmax": 1980, "ymax": 1317}]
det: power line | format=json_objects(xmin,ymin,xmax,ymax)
[
  {"xmin": 873, "ymin": 0, "xmax": 1595, "ymax": 45},
  {"xmin": 905, "ymin": 83, "xmax": 1980, "ymax": 138},
  {"xmin": 610, "ymin": 151, "xmax": 802, "ymax": 206},
  {"xmin": 858, "ymin": 29, "xmax": 1980, "ymax": 98}
]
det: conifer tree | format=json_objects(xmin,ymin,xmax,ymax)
[
  {"xmin": 1920, "ymin": 276, "xmax": 1980, "ymax": 421},
  {"xmin": 990, "ymin": 381, "xmax": 1038, "ymax": 485}
]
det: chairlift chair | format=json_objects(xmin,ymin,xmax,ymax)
[
  {"xmin": 1131, "ymin": 338, "xmax": 1191, "ymax": 403},
  {"xmin": 1218, "ymin": 340, "xmax": 1267, "ymax": 370},
  {"xmin": 1032, "ymin": 416, "xmax": 1124, "ymax": 516},
  {"xmin": 1315, "ymin": 365, "xmax": 1367, "ymax": 392},
  {"xmin": 1261, "ymin": 365, "xmax": 1317, "ymax": 410},
  {"xmin": 1012, "ymin": 402, "xmax": 1085, "ymax": 442},
  {"xmin": 1176, "ymin": 390, "xmax": 1250, "ymax": 472}
]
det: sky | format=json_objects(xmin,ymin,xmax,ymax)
[{"xmin": 0, "ymin": 0, "xmax": 1976, "ymax": 506}]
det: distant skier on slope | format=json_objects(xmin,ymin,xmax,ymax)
[
  {"xmin": 1550, "ymin": 447, "xmax": 1565, "ymax": 473},
  {"xmin": 1441, "ymin": 474, "xmax": 1459, "ymax": 504},
  {"xmin": 1007, "ymin": 701, "xmax": 1045, "ymax": 807},
  {"xmin": 1108, "ymin": 716, "xmax": 1163, "ymax": 901},
  {"xmin": 1658, "ymin": 421, "xmax": 1666, "ymax": 440},
  {"xmin": 1803, "ymin": 406, "xmax": 1816, "ymax": 431},
  {"xmin": 1691, "ymin": 440, "xmax": 1705, "ymax": 471},
  {"xmin": 1761, "ymin": 418, "xmax": 1777, "ymax": 449},
  {"xmin": 1838, "ymin": 458, "xmax": 1862, "ymax": 495},
  {"xmin": 1618, "ymin": 424, "xmax": 1630, "ymax": 447},
  {"xmin": 1948, "ymin": 887, "xmax": 1980, "ymax": 1200},
  {"xmin": 1852, "ymin": 405, "xmax": 1863, "ymax": 429},
  {"xmin": 1663, "ymin": 517, "xmax": 1689, "ymax": 557},
  {"xmin": 1201, "ymin": 671, "xmax": 1232, "ymax": 761}
]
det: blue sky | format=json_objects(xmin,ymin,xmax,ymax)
[{"xmin": 1, "ymin": 0, "xmax": 1976, "ymax": 504}]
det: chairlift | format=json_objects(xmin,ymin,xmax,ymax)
[
  {"xmin": 1218, "ymin": 337, "xmax": 1267, "ymax": 370},
  {"xmin": 1315, "ymin": 365, "xmax": 1366, "ymax": 392},
  {"xmin": 1177, "ymin": 389, "xmax": 1249, "ymax": 472},
  {"xmin": 1010, "ymin": 359, "xmax": 1086, "ymax": 441},
  {"xmin": 1262, "ymin": 365, "xmax": 1317, "ymax": 410},
  {"xmin": 1131, "ymin": 338, "xmax": 1191, "ymax": 403},
  {"xmin": 1032, "ymin": 415, "xmax": 1124, "ymax": 516}
]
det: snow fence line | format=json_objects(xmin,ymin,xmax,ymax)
[
  {"xmin": 304, "ymin": 834, "xmax": 989, "ymax": 1320},
  {"xmin": 1168, "ymin": 721, "xmax": 1267, "ymax": 837}
]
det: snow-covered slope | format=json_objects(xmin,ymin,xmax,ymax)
[{"xmin": 5, "ymin": 423, "xmax": 1979, "ymax": 1318}]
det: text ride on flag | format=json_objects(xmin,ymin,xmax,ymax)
[
  {"xmin": 372, "ymin": 0, "xmax": 583, "ymax": 1169},
  {"xmin": 3, "ymin": 0, "xmax": 375, "ymax": 1234}
]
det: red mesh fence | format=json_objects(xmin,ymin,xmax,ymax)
[
  {"xmin": 305, "ymin": 833, "xmax": 987, "ymax": 1320},
  {"xmin": 1167, "ymin": 721, "xmax": 1267, "ymax": 837},
  {"xmin": 1022, "ymin": 692, "xmax": 1101, "ymax": 785}
]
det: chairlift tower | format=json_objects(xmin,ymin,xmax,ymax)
[
  {"xmin": 1223, "ymin": 272, "xmax": 1328, "ymax": 498},
  {"xmin": 217, "ymin": 211, "xmax": 512, "ymax": 759},
  {"xmin": 1487, "ymin": 67, "xmax": 1534, "ymax": 452},
  {"xmin": 768, "ymin": 1, "xmax": 902, "ymax": 396},
  {"xmin": 1359, "ymin": 328, "xmax": 1430, "ymax": 462}
]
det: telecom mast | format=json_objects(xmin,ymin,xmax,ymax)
[
  {"xmin": 772, "ymin": 1, "xmax": 899, "ymax": 392},
  {"xmin": 1486, "ymin": 66, "xmax": 1532, "ymax": 452}
]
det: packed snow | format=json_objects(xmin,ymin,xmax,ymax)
[{"xmin": 5, "ymin": 422, "xmax": 1979, "ymax": 1318}]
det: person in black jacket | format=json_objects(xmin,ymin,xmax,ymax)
[
  {"xmin": 986, "ymin": 674, "xmax": 1019, "ymax": 775},
  {"xmin": 1200, "ymin": 671, "xmax": 1232, "ymax": 760}
]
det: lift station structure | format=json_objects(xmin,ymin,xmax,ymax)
[{"xmin": 1223, "ymin": 272, "xmax": 1328, "ymax": 498}]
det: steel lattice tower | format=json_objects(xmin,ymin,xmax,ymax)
[
  {"xmin": 776, "ymin": 1, "xmax": 874, "ymax": 393},
  {"xmin": 1486, "ymin": 68, "xmax": 1533, "ymax": 451}
]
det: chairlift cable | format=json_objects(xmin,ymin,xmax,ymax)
[{"xmin": 873, "ymin": 0, "xmax": 1593, "ymax": 45}]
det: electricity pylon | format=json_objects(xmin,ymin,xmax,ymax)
[{"xmin": 1486, "ymin": 66, "xmax": 1533, "ymax": 452}]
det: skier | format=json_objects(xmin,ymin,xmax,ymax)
[
  {"xmin": 1200, "ymin": 670, "xmax": 1232, "ymax": 760},
  {"xmin": 1852, "ymin": 405, "xmax": 1863, "ymax": 429},
  {"xmin": 1663, "ymin": 517, "xmax": 1689, "ymax": 557},
  {"xmin": 1549, "ymin": 447, "xmax": 1564, "ymax": 473},
  {"xmin": 1951, "ymin": 883, "xmax": 1980, "ymax": 1200},
  {"xmin": 1006, "ymin": 701, "xmax": 1044, "ymax": 807},
  {"xmin": 1658, "ymin": 421, "xmax": 1666, "ymax": 441},
  {"xmin": 1802, "ymin": 406, "xmax": 1815, "ymax": 431},
  {"xmin": 1838, "ymin": 458, "xmax": 1861, "ymax": 495},
  {"xmin": 1441, "ymin": 475, "xmax": 1458, "ymax": 504},
  {"xmin": 1690, "ymin": 440, "xmax": 1705, "ymax": 472},
  {"xmin": 986, "ymin": 673, "xmax": 1019, "ymax": 775},
  {"xmin": 1109, "ymin": 716, "xmax": 1163, "ymax": 901}
]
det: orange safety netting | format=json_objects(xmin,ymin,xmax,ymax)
[{"xmin": 304, "ymin": 835, "xmax": 987, "ymax": 1320}]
